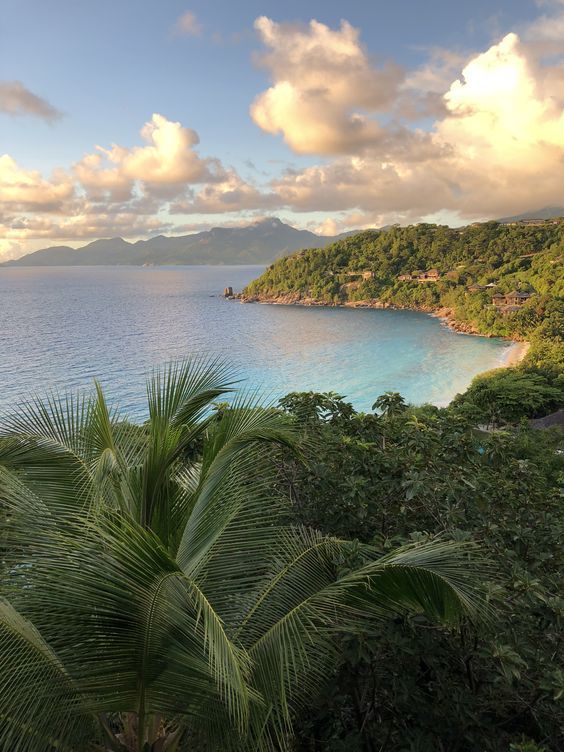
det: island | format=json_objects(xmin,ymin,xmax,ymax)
[{"xmin": 240, "ymin": 219, "xmax": 563, "ymax": 379}]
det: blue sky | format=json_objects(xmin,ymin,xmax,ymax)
[{"xmin": 1, "ymin": 0, "xmax": 563, "ymax": 257}]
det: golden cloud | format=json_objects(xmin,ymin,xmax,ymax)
[
  {"xmin": 250, "ymin": 16, "xmax": 403, "ymax": 154},
  {"xmin": 266, "ymin": 30, "xmax": 564, "ymax": 223}
]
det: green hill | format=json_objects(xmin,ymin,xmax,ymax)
[
  {"xmin": 244, "ymin": 221, "xmax": 564, "ymax": 376},
  {"xmin": 2, "ymin": 218, "xmax": 347, "ymax": 267}
]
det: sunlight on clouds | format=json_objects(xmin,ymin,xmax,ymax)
[
  {"xmin": 251, "ymin": 16, "xmax": 403, "ymax": 154},
  {"xmin": 75, "ymin": 114, "xmax": 219, "ymax": 198},
  {"xmin": 0, "ymin": 155, "xmax": 73, "ymax": 210},
  {"xmin": 0, "ymin": 239, "xmax": 26, "ymax": 262},
  {"xmin": 440, "ymin": 33, "xmax": 564, "ymax": 176},
  {"xmin": 3, "ymin": 7, "xmax": 564, "ymax": 259},
  {"xmin": 0, "ymin": 114, "xmax": 263, "ymax": 258},
  {"xmin": 265, "ymin": 27, "xmax": 564, "ymax": 225}
]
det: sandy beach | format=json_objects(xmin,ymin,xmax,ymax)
[{"xmin": 502, "ymin": 341, "xmax": 531, "ymax": 367}]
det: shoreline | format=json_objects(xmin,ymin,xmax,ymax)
[
  {"xmin": 501, "ymin": 341, "xmax": 531, "ymax": 367},
  {"xmin": 235, "ymin": 293, "xmax": 530, "ymax": 369}
]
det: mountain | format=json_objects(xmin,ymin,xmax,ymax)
[
  {"xmin": 3, "ymin": 218, "xmax": 347, "ymax": 267},
  {"xmin": 497, "ymin": 206, "xmax": 564, "ymax": 223}
]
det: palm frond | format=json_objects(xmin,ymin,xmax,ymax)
[
  {"xmin": 243, "ymin": 537, "xmax": 486, "ymax": 730},
  {"xmin": 0, "ymin": 359, "xmax": 488, "ymax": 752},
  {"xmin": 175, "ymin": 396, "xmax": 296, "ymax": 574},
  {"xmin": 0, "ymin": 599, "xmax": 96, "ymax": 752},
  {"xmin": 146, "ymin": 358, "xmax": 237, "ymax": 426}
]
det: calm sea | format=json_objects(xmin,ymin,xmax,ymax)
[{"xmin": 0, "ymin": 265, "xmax": 511, "ymax": 418}]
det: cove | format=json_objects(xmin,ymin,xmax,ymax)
[{"xmin": 0, "ymin": 265, "xmax": 512, "ymax": 418}]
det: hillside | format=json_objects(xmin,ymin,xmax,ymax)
[
  {"xmin": 497, "ymin": 206, "xmax": 564, "ymax": 223},
  {"xmin": 243, "ymin": 221, "xmax": 564, "ymax": 375},
  {"xmin": 3, "ymin": 218, "xmax": 346, "ymax": 267}
]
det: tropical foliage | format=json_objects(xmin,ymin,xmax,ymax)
[
  {"xmin": 0, "ymin": 360, "xmax": 484, "ymax": 752},
  {"xmin": 452, "ymin": 368, "xmax": 563, "ymax": 424},
  {"xmin": 276, "ymin": 391, "xmax": 564, "ymax": 751},
  {"xmin": 244, "ymin": 221, "xmax": 564, "ymax": 389}
]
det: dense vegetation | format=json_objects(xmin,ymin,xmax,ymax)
[
  {"xmin": 276, "ymin": 390, "xmax": 564, "ymax": 751},
  {"xmin": 1, "ymin": 224, "xmax": 562, "ymax": 751},
  {"xmin": 244, "ymin": 221, "xmax": 564, "ymax": 392},
  {"xmin": 0, "ymin": 361, "xmax": 483, "ymax": 752}
]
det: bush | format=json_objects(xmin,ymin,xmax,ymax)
[{"xmin": 452, "ymin": 368, "xmax": 563, "ymax": 424}]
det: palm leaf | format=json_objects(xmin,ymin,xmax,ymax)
[{"xmin": 0, "ymin": 599, "xmax": 97, "ymax": 752}]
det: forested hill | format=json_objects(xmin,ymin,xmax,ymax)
[
  {"xmin": 3, "ymin": 218, "xmax": 346, "ymax": 267},
  {"xmin": 245, "ymin": 221, "xmax": 563, "ymax": 302},
  {"xmin": 244, "ymin": 221, "xmax": 564, "ymax": 373}
]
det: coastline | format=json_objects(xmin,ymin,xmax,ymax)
[
  {"xmin": 236, "ymin": 293, "xmax": 530, "ymax": 369},
  {"xmin": 501, "ymin": 341, "xmax": 531, "ymax": 367}
]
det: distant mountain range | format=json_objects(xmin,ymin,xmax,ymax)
[
  {"xmin": 6, "ymin": 209, "xmax": 563, "ymax": 268},
  {"xmin": 3, "ymin": 218, "xmax": 349, "ymax": 267},
  {"xmin": 497, "ymin": 206, "xmax": 564, "ymax": 223}
]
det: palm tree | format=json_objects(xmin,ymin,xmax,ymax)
[{"xmin": 0, "ymin": 359, "xmax": 483, "ymax": 752}]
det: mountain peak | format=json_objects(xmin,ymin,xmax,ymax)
[{"xmin": 4, "ymin": 217, "xmax": 340, "ymax": 267}]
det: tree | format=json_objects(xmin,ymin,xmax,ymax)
[
  {"xmin": 275, "ymin": 391, "xmax": 564, "ymax": 751},
  {"xmin": 452, "ymin": 369, "xmax": 563, "ymax": 425},
  {"xmin": 372, "ymin": 391, "xmax": 407, "ymax": 417},
  {"xmin": 0, "ymin": 360, "xmax": 483, "ymax": 752}
]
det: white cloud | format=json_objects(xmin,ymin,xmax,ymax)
[
  {"xmin": 0, "ymin": 114, "xmax": 260, "ymax": 259},
  {"xmin": 0, "ymin": 155, "xmax": 73, "ymax": 210},
  {"xmin": 5, "ymin": 8, "xmax": 564, "ymax": 260},
  {"xmin": 265, "ymin": 29, "xmax": 564, "ymax": 223},
  {"xmin": 171, "ymin": 170, "xmax": 277, "ymax": 214},
  {"xmin": 74, "ymin": 114, "xmax": 222, "ymax": 201},
  {"xmin": 0, "ymin": 81, "xmax": 62, "ymax": 121},
  {"xmin": 173, "ymin": 11, "xmax": 202, "ymax": 37},
  {"xmin": 0, "ymin": 239, "xmax": 26, "ymax": 261},
  {"xmin": 250, "ymin": 16, "xmax": 404, "ymax": 154}
]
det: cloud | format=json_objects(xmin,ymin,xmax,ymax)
[
  {"xmin": 74, "ymin": 114, "xmax": 225, "ymax": 201},
  {"xmin": 173, "ymin": 11, "xmax": 202, "ymax": 37},
  {"xmin": 170, "ymin": 169, "xmax": 277, "ymax": 214},
  {"xmin": 310, "ymin": 218, "xmax": 341, "ymax": 236},
  {"xmin": 5, "ymin": 8, "xmax": 564, "ymax": 260},
  {"xmin": 0, "ymin": 81, "xmax": 63, "ymax": 121},
  {"xmin": 266, "ymin": 29, "xmax": 564, "ymax": 223},
  {"xmin": 0, "ymin": 155, "xmax": 73, "ymax": 210},
  {"xmin": 0, "ymin": 212, "xmax": 173, "ymax": 262},
  {"xmin": 250, "ymin": 16, "xmax": 404, "ymax": 154},
  {"xmin": 0, "ymin": 239, "xmax": 26, "ymax": 262},
  {"xmin": 0, "ymin": 114, "xmax": 261, "ymax": 260},
  {"xmin": 396, "ymin": 48, "xmax": 468, "ymax": 119}
]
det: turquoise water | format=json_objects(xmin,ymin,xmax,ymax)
[{"xmin": 0, "ymin": 265, "xmax": 511, "ymax": 418}]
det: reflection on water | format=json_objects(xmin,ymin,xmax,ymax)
[{"xmin": 0, "ymin": 265, "xmax": 510, "ymax": 418}]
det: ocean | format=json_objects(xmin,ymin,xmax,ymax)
[{"xmin": 0, "ymin": 265, "xmax": 511, "ymax": 418}]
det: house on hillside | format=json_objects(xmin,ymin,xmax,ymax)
[
  {"xmin": 505, "ymin": 218, "xmax": 561, "ymax": 226},
  {"xmin": 418, "ymin": 269, "xmax": 441, "ymax": 282},
  {"xmin": 398, "ymin": 269, "xmax": 441, "ymax": 282},
  {"xmin": 468, "ymin": 282, "xmax": 498, "ymax": 292},
  {"xmin": 505, "ymin": 290, "xmax": 533, "ymax": 306},
  {"xmin": 492, "ymin": 290, "xmax": 533, "ymax": 313}
]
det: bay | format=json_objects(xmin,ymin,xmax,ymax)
[{"xmin": 0, "ymin": 265, "xmax": 511, "ymax": 418}]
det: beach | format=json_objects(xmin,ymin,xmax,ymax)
[{"xmin": 502, "ymin": 341, "xmax": 531, "ymax": 366}]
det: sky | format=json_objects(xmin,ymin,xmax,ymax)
[{"xmin": 1, "ymin": 0, "xmax": 564, "ymax": 259}]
